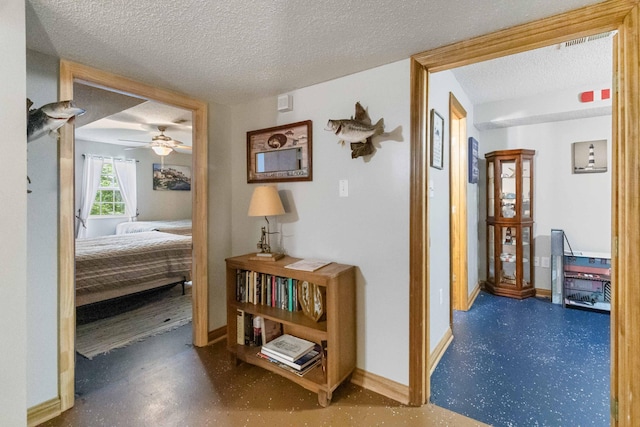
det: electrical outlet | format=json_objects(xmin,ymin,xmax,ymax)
[
  {"xmin": 534, "ymin": 257, "xmax": 540, "ymax": 267},
  {"xmin": 541, "ymin": 257, "xmax": 550, "ymax": 268},
  {"xmin": 439, "ymin": 288, "xmax": 443, "ymax": 305}
]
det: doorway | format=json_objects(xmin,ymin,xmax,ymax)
[
  {"xmin": 57, "ymin": 60, "xmax": 209, "ymax": 411},
  {"xmin": 408, "ymin": 2, "xmax": 640, "ymax": 423},
  {"xmin": 449, "ymin": 93, "xmax": 468, "ymax": 315}
]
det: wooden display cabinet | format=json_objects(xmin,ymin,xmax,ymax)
[
  {"xmin": 225, "ymin": 254, "xmax": 356, "ymax": 407},
  {"xmin": 485, "ymin": 149, "xmax": 535, "ymax": 299}
]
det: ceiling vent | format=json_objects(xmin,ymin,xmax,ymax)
[{"xmin": 559, "ymin": 32, "xmax": 614, "ymax": 49}]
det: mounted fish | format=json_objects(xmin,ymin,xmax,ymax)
[
  {"xmin": 27, "ymin": 99, "xmax": 86, "ymax": 142},
  {"xmin": 325, "ymin": 102, "xmax": 384, "ymax": 158},
  {"xmin": 26, "ymin": 99, "xmax": 86, "ymax": 193}
]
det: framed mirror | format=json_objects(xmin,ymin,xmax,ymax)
[{"xmin": 247, "ymin": 120, "xmax": 312, "ymax": 183}]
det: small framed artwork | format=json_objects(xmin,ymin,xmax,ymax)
[
  {"xmin": 247, "ymin": 120, "xmax": 312, "ymax": 183},
  {"xmin": 468, "ymin": 137, "xmax": 479, "ymax": 184},
  {"xmin": 153, "ymin": 163, "xmax": 191, "ymax": 191},
  {"xmin": 572, "ymin": 139, "xmax": 607, "ymax": 174},
  {"xmin": 430, "ymin": 109, "xmax": 444, "ymax": 169}
]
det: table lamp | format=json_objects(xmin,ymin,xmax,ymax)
[{"xmin": 248, "ymin": 185, "xmax": 285, "ymax": 261}]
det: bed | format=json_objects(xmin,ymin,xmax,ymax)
[
  {"xmin": 75, "ymin": 231, "xmax": 192, "ymax": 306},
  {"xmin": 115, "ymin": 219, "xmax": 192, "ymax": 236}
]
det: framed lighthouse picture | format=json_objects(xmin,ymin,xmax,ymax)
[{"xmin": 572, "ymin": 139, "xmax": 607, "ymax": 174}]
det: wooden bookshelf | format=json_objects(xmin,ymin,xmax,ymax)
[{"xmin": 225, "ymin": 254, "xmax": 356, "ymax": 407}]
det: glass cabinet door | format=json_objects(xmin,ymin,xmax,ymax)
[
  {"xmin": 499, "ymin": 225, "xmax": 517, "ymax": 286},
  {"xmin": 522, "ymin": 159, "xmax": 531, "ymax": 219},
  {"xmin": 499, "ymin": 159, "xmax": 516, "ymax": 220},
  {"xmin": 522, "ymin": 226, "xmax": 532, "ymax": 287},
  {"xmin": 487, "ymin": 161, "xmax": 494, "ymax": 217},
  {"xmin": 488, "ymin": 225, "xmax": 495, "ymax": 282}
]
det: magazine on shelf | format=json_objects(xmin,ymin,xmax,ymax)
[
  {"xmin": 256, "ymin": 350, "xmax": 322, "ymax": 376},
  {"xmin": 260, "ymin": 344, "xmax": 321, "ymax": 371},
  {"xmin": 284, "ymin": 259, "xmax": 332, "ymax": 272},
  {"xmin": 261, "ymin": 334, "xmax": 316, "ymax": 362}
]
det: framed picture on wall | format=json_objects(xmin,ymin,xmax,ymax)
[
  {"xmin": 430, "ymin": 109, "xmax": 444, "ymax": 170},
  {"xmin": 247, "ymin": 120, "xmax": 313, "ymax": 183},
  {"xmin": 572, "ymin": 140, "xmax": 607, "ymax": 174},
  {"xmin": 153, "ymin": 163, "xmax": 191, "ymax": 191},
  {"xmin": 468, "ymin": 137, "xmax": 479, "ymax": 184}
]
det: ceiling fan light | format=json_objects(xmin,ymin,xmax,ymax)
[{"xmin": 151, "ymin": 146, "xmax": 173, "ymax": 156}]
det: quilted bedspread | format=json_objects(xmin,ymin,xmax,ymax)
[{"xmin": 75, "ymin": 231, "xmax": 192, "ymax": 306}]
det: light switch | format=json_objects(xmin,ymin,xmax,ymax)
[{"xmin": 339, "ymin": 179, "xmax": 348, "ymax": 197}]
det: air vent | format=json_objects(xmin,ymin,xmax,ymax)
[{"xmin": 559, "ymin": 32, "xmax": 614, "ymax": 49}]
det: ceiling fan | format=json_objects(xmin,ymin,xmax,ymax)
[{"xmin": 120, "ymin": 126, "xmax": 191, "ymax": 156}]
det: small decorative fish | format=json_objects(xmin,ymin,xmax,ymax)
[
  {"xmin": 325, "ymin": 102, "xmax": 384, "ymax": 158},
  {"xmin": 27, "ymin": 99, "xmax": 85, "ymax": 142}
]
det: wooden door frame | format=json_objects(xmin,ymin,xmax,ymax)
[
  {"xmin": 57, "ymin": 60, "xmax": 209, "ymax": 411},
  {"xmin": 449, "ymin": 93, "xmax": 468, "ymax": 313},
  {"xmin": 409, "ymin": 2, "xmax": 640, "ymax": 425}
]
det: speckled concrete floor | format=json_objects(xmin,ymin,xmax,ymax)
[
  {"xmin": 431, "ymin": 291, "xmax": 610, "ymax": 427},
  {"xmin": 42, "ymin": 324, "xmax": 487, "ymax": 427}
]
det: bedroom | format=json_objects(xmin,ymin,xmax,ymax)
[
  {"xmin": 28, "ymin": 53, "xmax": 195, "ymax": 364},
  {"xmin": 73, "ymin": 88, "xmax": 195, "ymax": 358}
]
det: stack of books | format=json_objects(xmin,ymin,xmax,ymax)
[{"xmin": 258, "ymin": 334, "xmax": 321, "ymax": 376}]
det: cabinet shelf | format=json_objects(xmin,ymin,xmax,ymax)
[{"xmin": 226, "ymin": 254, "xmax": 356, "ymax": 407}]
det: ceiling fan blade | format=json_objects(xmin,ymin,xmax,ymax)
[
  {"xmin": 118, "ymin": 138, "xmax": 150, "ymax": 144},
  {"xmin": 174, "ymin": 145, "xmax": 192, "ymax": 150}
]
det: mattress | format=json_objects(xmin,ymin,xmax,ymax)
[{"xmin": 75, "ymin": 231, "xmax": 192, "ymax": 306}]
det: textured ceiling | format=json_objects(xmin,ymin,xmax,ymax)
[
  {"xmin": 452, "ymin": 33, "xmax": 613, "ymax": 106},
  {"xmin": 26, "ymin": 0, "xmax": 606, "ymax": 106}
]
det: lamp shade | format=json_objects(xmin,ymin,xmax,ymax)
[
  {"xmin": 248, "ymin": 186, "xmax": 285, "ymax": 217},
  {"xmin": 152, "ymin": 146, "xmax": 173, "ymax": 156}
]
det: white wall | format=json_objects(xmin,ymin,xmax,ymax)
[
  {"xmin": 230, "ymin": 60, "xmax": 412, "ymax": 385},
  {"xmin": 480, "ymin": 115, "xmax": 612, "ymax": 289},
  {"xmin": 75, "ymin": 139, "xmax": 192, "ymax": 237},
  {"xmin": 0, "ymin": 0, "xmax": 28, "ymax": 424},
  {"xmin": 207, "ymin": 101, "xmax": 234, "ymax": 330},
  {"xmin": 428, "ymin": 70, "xmax": 481, "ymax": 352},
  {"xmin": 26, "ymin": 49, "xmax": 60, "ymax": 407}
]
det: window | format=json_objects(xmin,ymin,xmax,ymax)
[{"xmin": 90, "ymin": 160, "xmax": 126, "ymax": 217}]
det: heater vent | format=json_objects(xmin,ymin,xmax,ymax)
[{"xmin": 560, "ymin": 32, "xmax": 613, "ymax": 49}]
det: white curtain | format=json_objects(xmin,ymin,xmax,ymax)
[
  {"xmin": 113, "ymin": 158, "xmax": 137, "ymax": 222},
  {"xmin": 76, "ymin": 155, "xmax": 104, "ymax": 238}
]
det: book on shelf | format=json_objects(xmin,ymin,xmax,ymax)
[
  {"xmin": 236, "ymin": 309, "xmax": 245, "ymax": 345},
  {"xmin": 261, "ymin": 334, "xmax": 316, "ymax": 362},
  {"xmin": 260, "ymin": 344, "xmax": 321, "ymax": 371},
  {"xmin": 285, "ymin": 259, "xmax": 332, "ymax": 272},
  {"xmin": 235, "ymin": 269, "xmax": 301, "ymax": 313},
  {"xmin": 256, "ymin": 351, "xmax": 321, "ymax": 377},
  {"xmin": 261, "ymin": 317, "xmax": 283, "ymax": 345},
  {"xmin": 244, "ymin": 312, "xmax": 255, "ymax": 346}
]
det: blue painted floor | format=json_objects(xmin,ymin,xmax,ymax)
[{"xmin": 430, "ymin": 291, "xmax": 610, "ymax": 427}]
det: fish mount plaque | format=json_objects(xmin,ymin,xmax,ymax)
[{"xmin": 325, "ymin": 102, "xmax": 384, "ymax": 159}]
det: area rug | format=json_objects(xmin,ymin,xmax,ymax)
[{"xmin": 76, "ymin": 285, "xmax": 192, "ymax": 359}]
